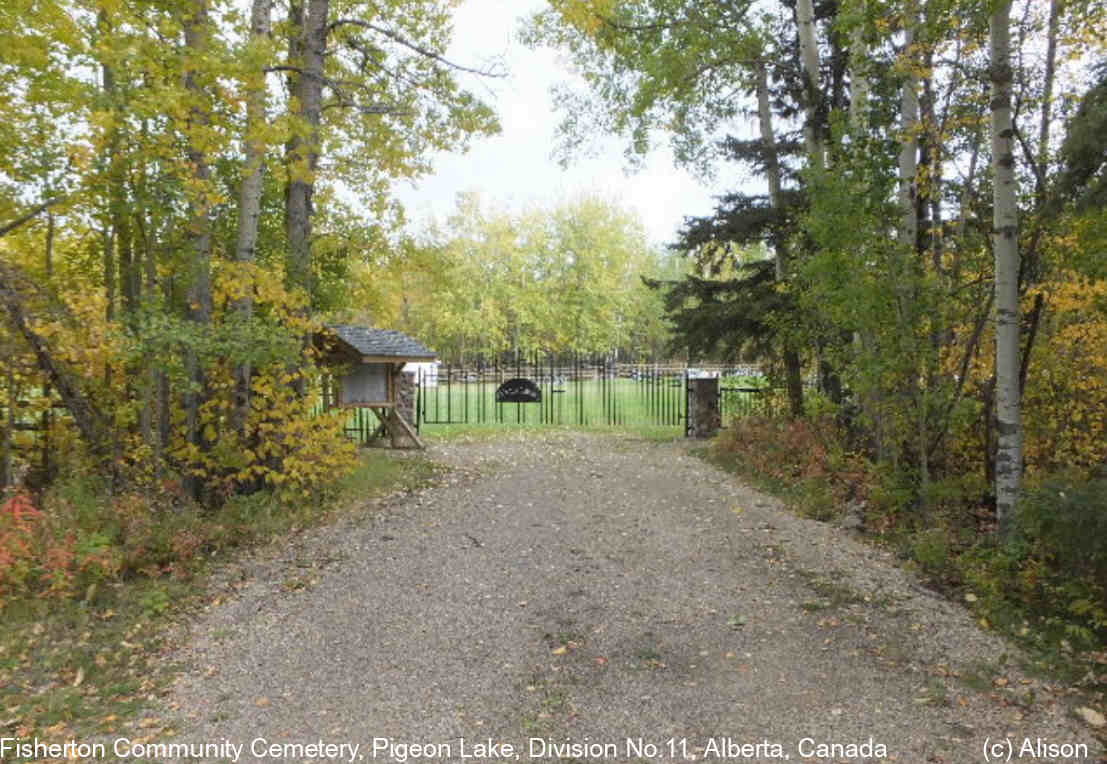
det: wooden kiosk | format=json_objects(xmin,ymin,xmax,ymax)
[{"xmin": 316, "ymin": 325, "xmax": 436, "ymax": 449}]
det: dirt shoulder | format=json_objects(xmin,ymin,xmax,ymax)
[{"xmin": 161, "ymin": 431, "xmax": 1104, "ymax": 763}]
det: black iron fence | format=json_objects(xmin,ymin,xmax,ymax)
[
  {"xmin": 415, "ymin": 355, "xmax": 687, "ymax": 430},
  {"xmin": 413, "ymin": 353, "xmax": 786, "ymax": 432}
]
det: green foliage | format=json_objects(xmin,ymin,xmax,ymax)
[
  {"xmin": 1056, "ymin": 63, "xmax": 1107, "ymax": 212},
  {"xmin": 1017, "ymin": 475, "xmax": 1107, "ymax": 593},
  {"xmin": 0, "ymin": 0, "xmax": 500, "ymax": 507},
  {"xmin": 375, "ymin": 193, "xmax": 676, "ymax": 359},
  {"xmin": 528, "ymin": 0, "xmax": 1107, "ymax": 507},
  {"xmin": 139, "ymin": 586, "xmax": 171, "ymax": 617},
  {"xmin": 912, "ymin": 527, "xmax": 953, "ymax": 576},
  {"xmin": 648, "ymin": 257, "xmax": 789, "ymax": 364},
  {"xmin": 522, "ymin": 0, "xmax": 771, "ymax": 174}
]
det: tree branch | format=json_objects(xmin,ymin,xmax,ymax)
[
  {"xmin": 321, "ymin": 98, "xmax": 405, "ymax": 115},
  {"xmin": 263, "ymin": 64, "xmax": 305, "ymax": 75},
  {"xmin": 1013, "ymin": 123, "xmax": 1047, "ymax": 193},
  {"xmin": 0, "ymin": 198, "xmax": 65, "ymax": 239},
  {"xmin": 928, "ymin": 291, "xmax": 993, "ymax": 458},
  {"xmin": 328, "ymin": 18, "xmax": 505, "ymax": 77},
  {"xmin": 1018, "ymin": 292, "xmax": 1044, "ymax": 396},
  {"xmin": 0, "ymin": 263, "xmax": 113, "ymax": 462}
]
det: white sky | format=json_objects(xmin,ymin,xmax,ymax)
[{"xmin": 394, "ymin": 0, "xmax": 732, "ymax": 247}]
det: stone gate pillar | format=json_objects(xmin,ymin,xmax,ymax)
[{"xmin": 687, "ymin": 377, "xmax": 721, "ymax": 438}]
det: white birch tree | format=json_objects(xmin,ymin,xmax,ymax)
[{"xmin": 990, "ymin": 0, "xmax": 1021, "ymax": 540}]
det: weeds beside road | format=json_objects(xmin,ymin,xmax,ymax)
[{"xmin": 0, "ymin": 449, "xmax": 440, "ymax": 749}]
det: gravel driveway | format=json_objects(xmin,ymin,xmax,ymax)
[{"xmin": 164, "ymin": 431, "xmax": 1104, "ymax": 763}]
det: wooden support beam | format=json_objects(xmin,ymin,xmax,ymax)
[
  {"xmin": 390, "ymin": 408, "xmax": 424, "ymax": 449},
  {"xmin": 367, "ymin": 407, "xmax": 389, "ymax": 440},
  {"xmin": 366, "ymin": 406, "xmax": 424, "ymax": 449}
]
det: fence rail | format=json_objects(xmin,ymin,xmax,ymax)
[
  {"xmin": 413, "ymin": 354, "xmax": 780, "ymax": 432},
  {"xmin": 416, "ymin": 355, "xmax": 688, "ymax": 429}
]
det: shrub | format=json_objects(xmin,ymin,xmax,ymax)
[
  {"xmin": 1017, "ymin": 474, "xmax": 1107, "ymax": 584},
  {"xmin": 955, "ymin": 474, "xmax": 1107, "ymax": 648},
  {"xmin": 711, "ymin": 415, "xmax": 874, "ymax": 516},
  {"xmin": 0, "ymin": 493, "xmax": 42, "ymax": 598},
  {"xmin": 1, "ymin": 443, "xmax": 437, "ymax": 608},
  {"xmin": 912, "ymin": 527, "xmax": 953, "ymax": 576},
  {"xmin": 709, "ymin": 411, "xmax": 1107, "ymax": 656},
  {"xmin": 1013, "ymin": 474, "xmax": 1107, "ymax": 643},
  {"xmin": 0, "ymin": 479, "xmax": 214, "ymax": 604}
]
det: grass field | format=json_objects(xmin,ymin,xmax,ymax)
[{"xmin": 418, "ymin": 422, "xmax": 686, "ymax": 443}]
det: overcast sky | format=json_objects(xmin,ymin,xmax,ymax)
[{"xmin": 394, "ymin": 0, "xmax": 732, "ymax": 247}]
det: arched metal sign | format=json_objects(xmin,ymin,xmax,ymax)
[{"xmin": 495, "ymin": 378, "xmax": 542, "ymax": 403}]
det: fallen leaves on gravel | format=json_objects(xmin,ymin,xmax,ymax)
[{"xmin": 1076, "ymin": 706, "xmax": 1106, "ymax": 728}]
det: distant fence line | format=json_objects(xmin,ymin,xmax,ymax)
[
  {"xmin": 418, "ymin": 358, "xmax": 766, "ymax": 385},
  {"xmin": 411, "ymin": 353, "xmax": 787, "ymax": 434}
]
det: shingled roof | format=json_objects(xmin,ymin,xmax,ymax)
[{"xmin": 323, "ymin": 325, "xmax": 437, "ymax": 361}]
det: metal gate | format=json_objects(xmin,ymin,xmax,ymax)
[{"xmin": 415, "ymin": 354, "xmax": 689, "ymax": 431}]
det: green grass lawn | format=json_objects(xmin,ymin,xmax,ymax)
[{"xmin": 419, "ymin": 421, "xmax": 685, "ymax": 443}]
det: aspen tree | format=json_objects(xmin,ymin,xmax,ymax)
[{"xmin": 990, "ymin": 0, "xmax": 1021, "ymax": 539}]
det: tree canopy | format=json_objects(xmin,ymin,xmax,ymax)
[
  {"xmin": 525, "ymin": 0, "xmax": 1107, "ymax": 524},
  {"xmin": 353, "ymin": 193, "xmax": 680, "ymax": 362},
  {"xmin": 0, "ymin": 0, "xmax": 499, "ymax": 499}
]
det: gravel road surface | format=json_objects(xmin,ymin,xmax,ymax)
[{"xmin": 164, "ymin": 431, "xmax": 1104, "ymax": 763}]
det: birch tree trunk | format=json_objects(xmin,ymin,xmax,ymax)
[
  {"xmin": 236, "ymin": 0, "xmax": 272, "ymax": 268},
  {"xmin": 796, "ymin": 0, "xmax": 824, "ymax": 169},
  {"xmin": 233, "ymin": 0, "xmax": 272, "ymax": 435},
  {"xmin": 898, "ymin": 4, "xmax": 926, "ymax": 487},
  {"xmin": 898, "ymin": 11, "xmax": 919, "ymax": 251},
  {"xmin": 990, "ymin": 0, "xmax": 1021, "ymax": 540},
  {"xmin": 1036, "ymin": 0, "xmax": 1060, "ymax": 198}
]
